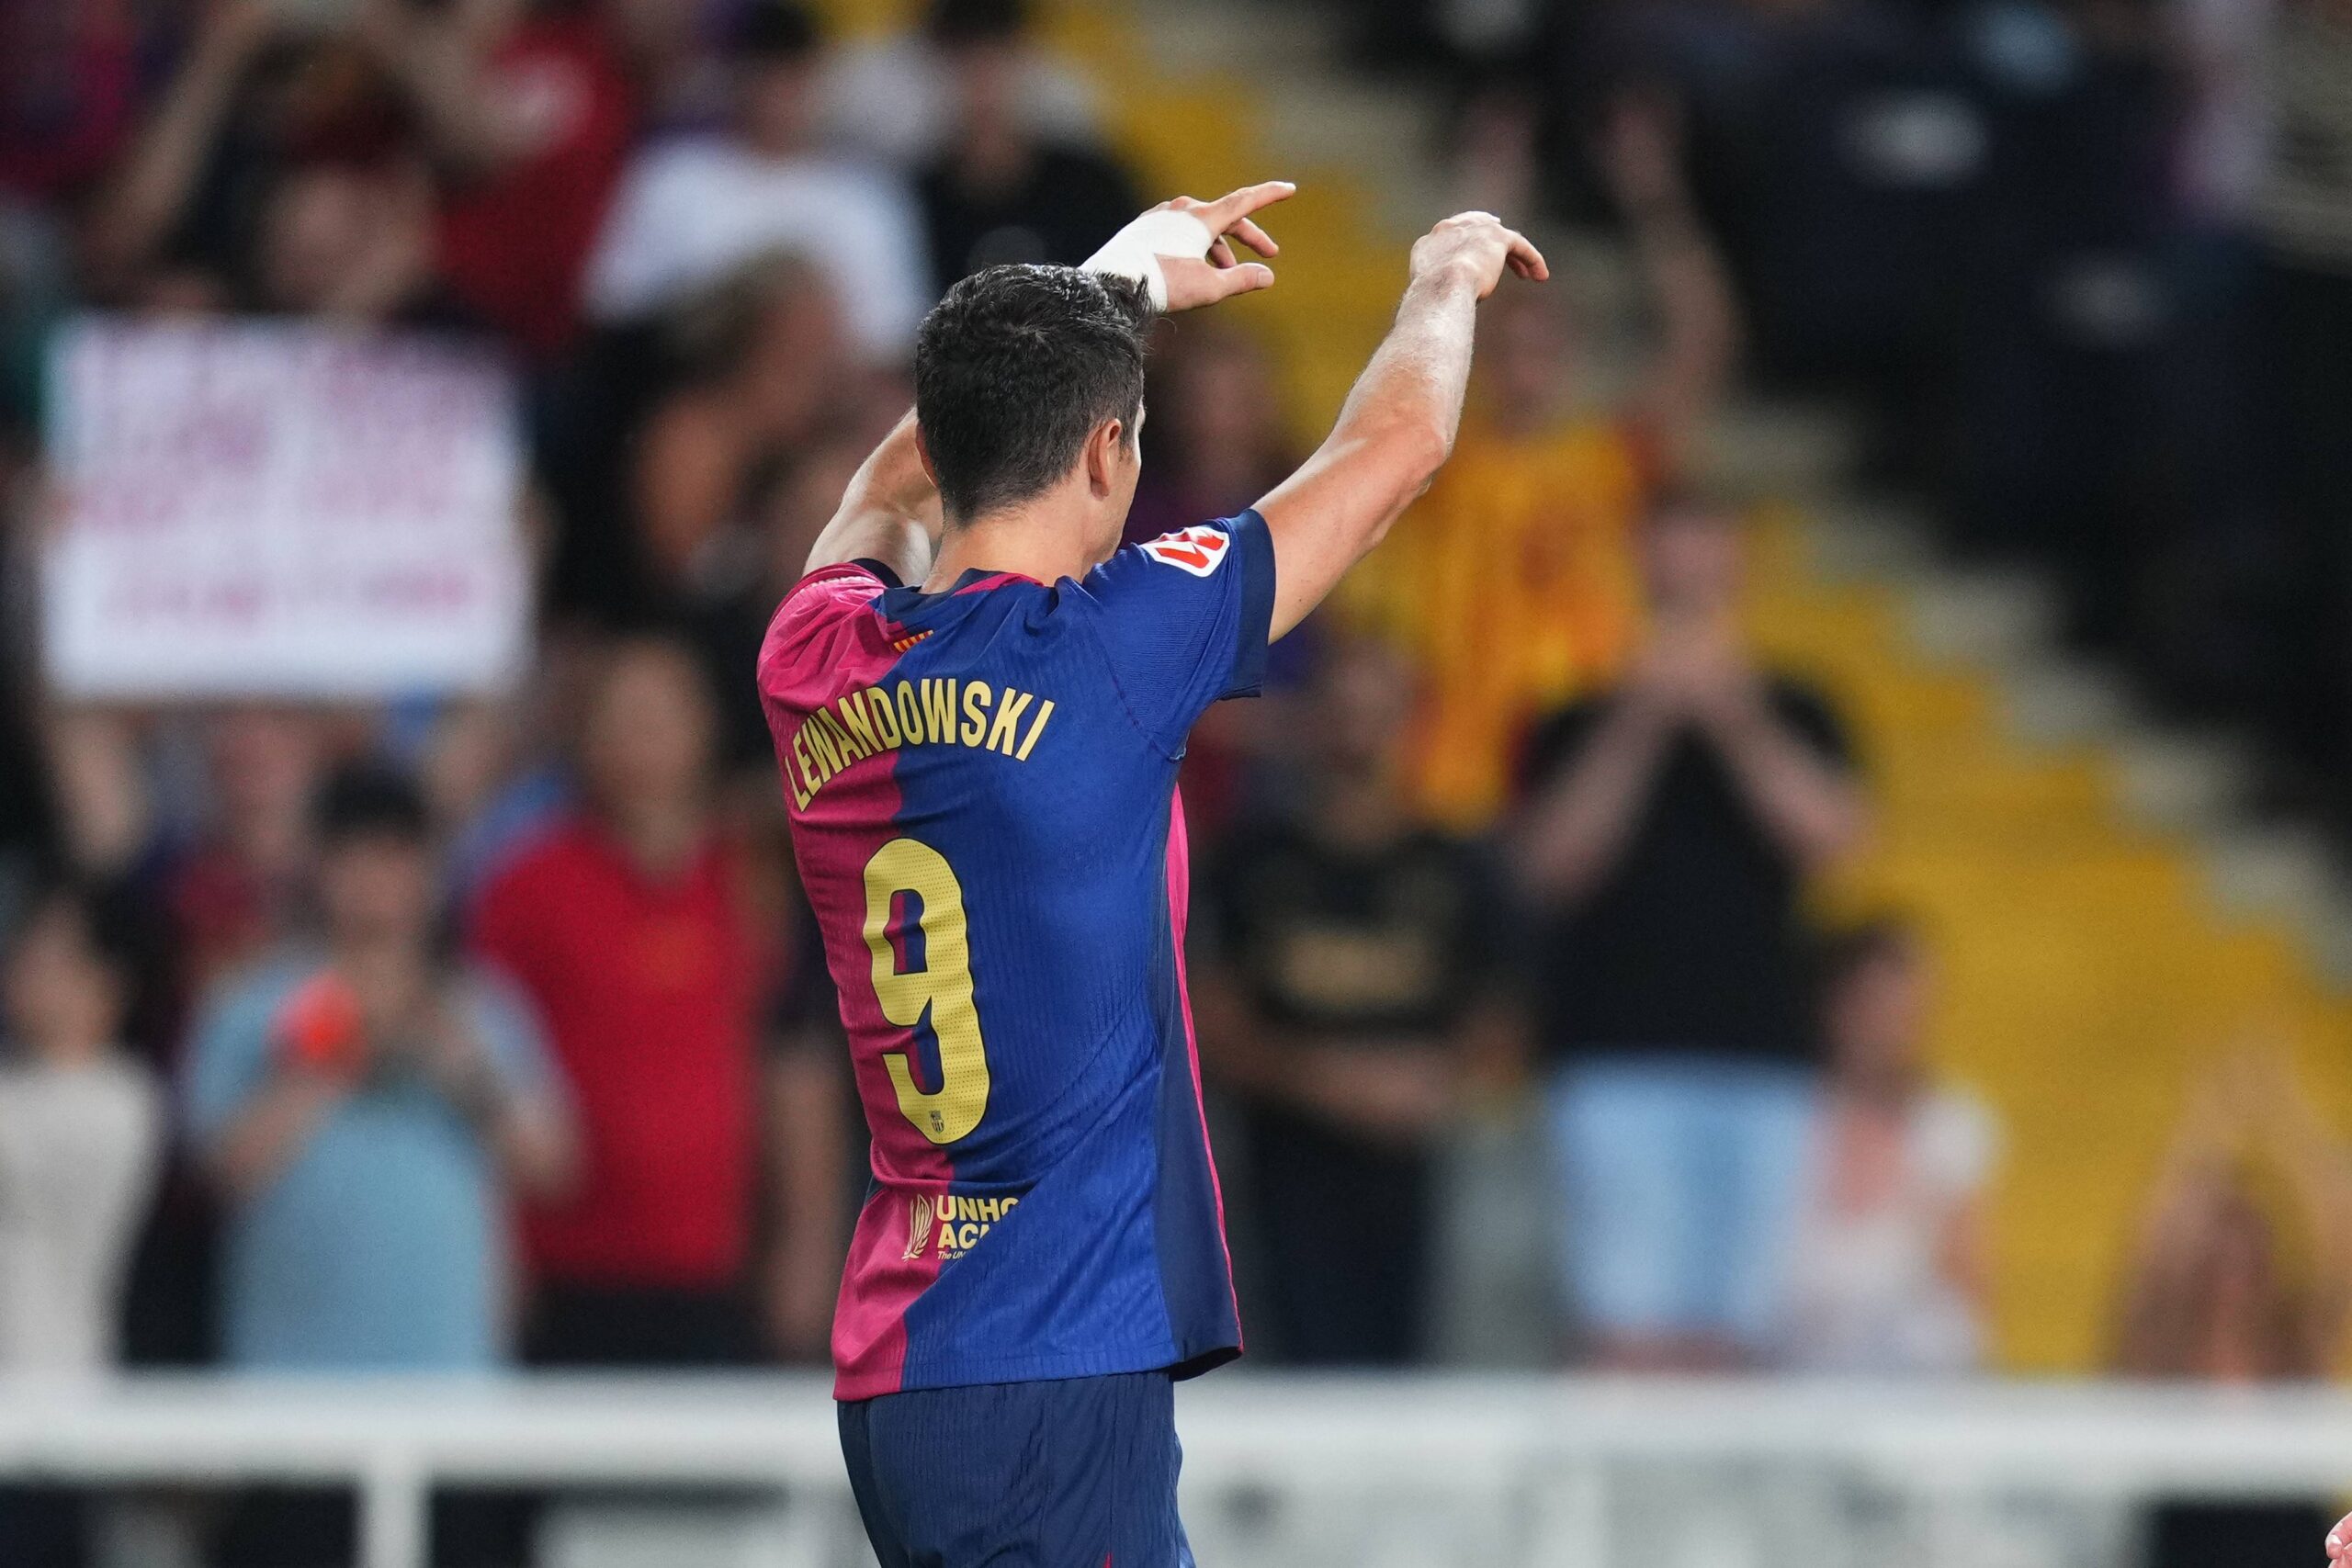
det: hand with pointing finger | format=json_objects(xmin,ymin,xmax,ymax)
[{"xmin": 1086, "ymin": 181, "xmax": 1297, "ymax": 313}]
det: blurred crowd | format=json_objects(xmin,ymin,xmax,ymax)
[
  {"xmin": 1369, "ymin": 0, "xmax": 2352, "ymax": 829},
  {"xmin": 1, "ymin": 0, "xmax": 2351, "ymax": 1558}
]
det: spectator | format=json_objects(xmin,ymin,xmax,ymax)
[
  {"xmin": 631, "ymin": 252, "xmax": 850, "ymax": 596},
  {"xmin": 820, "ymin": 0, "xmax": 1101, "ymax": 166},
  {"xmin": 30, "ymin": 713, "xmax": 205, "ymax": 1375},
  {"xmin": 244, "ymin": 153, "xmax": 469, "ymax": 327},
  {"xmin": 1198, "ymin": 641, "xmax": 1520, "ymax": 1364},
  {"xmin": 0, "ymin": 886, "xmax": 161, "ymax": 1568},
  {"xmin": 1779, "ymin": 919, "xmax": 1996, "ymax": 1375},
  {"xmin": 183, "ymin": 759, "xmax": 568, "ymax": 1568},
  {"xmin": 368, "ymin": 0, "xmax": 641, "ymax": 356},
  {"xmin": 185, "ymin": 761, "xmax": 573, "ymax": 1372},
  {"xmin": 2113, "ymin": 1048, "xmax": 2352, "ymax": 1380},
  {"xmin": 414, "ymin": 642, "xmax": 597, "ymax": 909},
  {"xmin": 914, "ymin": 0, "xmax": 1139, "ymax": 289},
  {"xmin": 85, "ymin": 6, "xmax": 408, "ymax": 300},
  {"xmin": 582, "ymin": 0, "xmax": 928, "ymax": 364},
  {"xmin": 2112, "ymin": 1047, "xmax": 2352, "ymax": 1567},
  {"xmin": 1341, "ymin": 92, "xmax": 1738, "ymax": 831},
  {"xmin": 1516, "ymin": 496, "xmax": 1865, "ymax": 1370},
  {"xmin": 472, "ymin": 636, "xmax": 775, "ymax": 1365},
  {"xmin": 601, "ymin": 0, "xmax": 734, "ymax": 133},
  {"xmin": 0, "ymin": 885, "xmax": 162, "ymax": 1373}
]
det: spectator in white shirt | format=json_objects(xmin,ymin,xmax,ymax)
[
  {"xmin": 0, "ymin": 885, "xmax": 162, "ymax": 1376},
  {"xmin": 1780, "ymin": 919, "xmax": 1997, "ymax": 1375},
  {"xmin": 583, "ymin": 0, "xmax": 928, "ymax": 363},
  {"xmin": 820, "ymin": 0, "xmax": 1102, "ymax": 168}
]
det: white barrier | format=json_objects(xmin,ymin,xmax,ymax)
[{"xmin": 0, "ymin": 1375, "xmax": 2346, "ymax": 1568}]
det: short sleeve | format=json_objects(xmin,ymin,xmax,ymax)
[
  {"xmin": 460, "ymin": 968, "xmax": 565, "ymax": 1109},
  {"xmin": 1078, "ymin": 510, "xmax": 1277, "ymax": 754},
  {"xmin": 755, "ymin": 560, "xmax": 897, "ymax": 708}
]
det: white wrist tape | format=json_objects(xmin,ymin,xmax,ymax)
[{"xmin": 1082, "ymin": 209, "xmax": 1215, "ymax": 311}]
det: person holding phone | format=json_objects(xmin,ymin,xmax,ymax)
[{"xmin": 185, "ymin": 761, "xmax": 574, "ymax": 1374}]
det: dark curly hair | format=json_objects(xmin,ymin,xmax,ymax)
[{"xmin": 913, "ymin": 265, "xmax": 1154, "ymax": 525}]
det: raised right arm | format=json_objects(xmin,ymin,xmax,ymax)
[
  {"xmin": 1254, "ymin": 213, "xmax": 1548, "ymax": 641},
  {"xmin": 801, "ymin": 412, "xmax": 944, "ymax": 587}
]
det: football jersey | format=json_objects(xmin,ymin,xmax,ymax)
[{"xmin": 757, "ymin": 511, "xmax": 1275, "ymax": 1399}]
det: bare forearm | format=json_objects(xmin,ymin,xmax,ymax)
[
  {"xmin": 490, "ymin": 1099, "xmax": 576, "ymax": 1196},
  {"xmin": 1191, "ymin": 976, "xmax": 1295, "ymax": 1101},
  {"xmin": 1346, "ymin": 265, "xmax": 1486, "ymax": 456},
  {"xmin": 91, "ymin": 43, "xmax": 250, "ymax": 279},
  {"xmin": 1519, "ymin": 704, "xmax": 1676, "ymax": 900},
  {"xmin": 1705, "ymin": 704, "xmax": 1865, "ymax": 867},
  {"xmin": 766, "ymin": 1050, "xmax": 849, "ymax": 1355},
  {"xmin": 804, "ymin": 412, "xmax": 943, "ymax": 582},
  {"xmin": 209, "ymin": 1076, "xmax": 344, "ymax": 1201},
  {"xmin": 1257, "ymin": 265, "xmax": 1483, "ymax": 638},
  {"xmin": 771, "ymin": 1052, "xmax": 848, "ymax": 1247}
]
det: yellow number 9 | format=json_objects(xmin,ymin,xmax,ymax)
[{"xmin": 862, "ymin": 838, "xmax": 991, "ymax": 1144}]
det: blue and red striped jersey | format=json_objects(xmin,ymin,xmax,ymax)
[{"xmin": 757, "ymin": 511, "xmax": 1275, "ymax": 1399}]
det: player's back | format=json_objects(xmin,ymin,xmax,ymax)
[{"xmin": 757, "ymin": 513, "xmax": 1273, "ymax": 1398}]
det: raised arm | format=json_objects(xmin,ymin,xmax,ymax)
[
  {"xmin": 88, "ymin": 0, "xmax": 276, "ymax": 288},
  {"xmin": 801, "ymin": 411, "xmax": 944, "ymax": 586},
  {"xmin": 1600, "ymin": 91, "xmax": 1738, "ymax": 465},
  {"xmin": 1255, "ymin": 214, "xmax": 1547, "ymax": 641},
  {"xmin": 360, "ymin": 0, "xmax": 541, "ymax": 178},
  {"xmin": 802, "ymin": 182, "xmax": 1297, "ymax": 584}
]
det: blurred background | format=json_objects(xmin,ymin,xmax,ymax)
[{"xmin": 2, "ymin": 0, "xmax": 2352, "ymax": 1562}]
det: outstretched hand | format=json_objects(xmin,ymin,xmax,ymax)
[
  {"xmin": 2328, "ymin": 1511, "xmax": 2350, "ymax": 1564},
  {"xmin": 1087, "ymin": 181, "xmax": 1296, "ymax": 312},
  {"xmin": 1157, "ymin": 181, "xmax": 1295, "ymax": 310}
]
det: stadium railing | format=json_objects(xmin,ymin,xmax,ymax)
[{"xmin": 2, "ymin": 1374, "xmax": 2347, "ymax": 1568}]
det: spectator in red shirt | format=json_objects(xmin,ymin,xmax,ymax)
[
  {"xmin": 472, "ymin": 634, "xmax": 772, "ymax": 1364},
  {"xmin": 370, "ymin": 0, "xmax": 640, "ymax": 356}
]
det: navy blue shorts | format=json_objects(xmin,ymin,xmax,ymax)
[{"xmin": 837, "ymin": 1371, "xmax": 1193, "ymax": 1568}]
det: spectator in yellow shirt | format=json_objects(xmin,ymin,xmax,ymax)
[{"xmin": 1341, "ymin": 91, "xmax": 1740, "ymax": 831}]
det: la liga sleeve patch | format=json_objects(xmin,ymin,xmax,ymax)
[{"xmin": 1137, "ymin": 525, "xmax": 1233, "ymax": 578}]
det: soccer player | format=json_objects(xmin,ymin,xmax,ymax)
[{"xmin": 758, "ymin": 182, "xmax": 1544, "ymax": 1565}]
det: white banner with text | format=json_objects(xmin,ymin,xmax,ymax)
[{"xmin": 41, "ymin": 319, "xmax": 529, "ymax": 699}]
